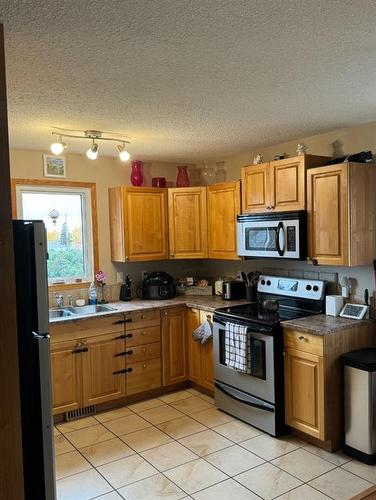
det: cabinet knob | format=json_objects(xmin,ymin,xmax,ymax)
[
  {"xmin": 125, "ymin": 256, "xmax": 129, "ymax": 261},
  {"xmin": 140, "ymin": 314, "xmax": 145, "ymax": 319},
  {"xmin": 141, "ymin": 331, "xmax": 146, "ymax": 336},
  {"xmin": 164, "ymin": 311, "xmax": 168, "ymax": 316},
  {"xmin": 143, "ymin": 363, "xmax": 147, "ymax": 369},
  {"xmin": 170, "ymin": 253, "xmax": 174, "ymax": 258},
  {"xmin": 298, "ymin": 335, "xmax": 305, "ymax": 341}
]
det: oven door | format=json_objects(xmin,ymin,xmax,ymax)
[
  {"xmin": 213, "ymin": 318, "xmax": 275, "ymax": 404},
  {"xmin": 237, "ymin": 218, "xmax": 300, "ymax": 259}
]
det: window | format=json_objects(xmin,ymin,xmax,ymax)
[{"xmin": 14, "ymin": 180, "xmax": 98, "ymax": 286}]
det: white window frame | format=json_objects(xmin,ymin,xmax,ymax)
[{"xmin": 16, "ymin": 184, "xmax": 95, "ymax": 285}]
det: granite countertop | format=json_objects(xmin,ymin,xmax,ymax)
[
  {"xmin": 49, "ymin": 295, "xmax": 249, "ymax": 324},
  {"xmin": 281, "ymin": 314, "xmax": 373, "ymax": 336}
]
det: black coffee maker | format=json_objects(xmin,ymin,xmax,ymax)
[
  {"xmin": 142, "ymin": 271, "xmax": 176, "ymax": 300},
  {"xmin": 119, "ymin": 274, "xmax": 132, "ymax": 301}
]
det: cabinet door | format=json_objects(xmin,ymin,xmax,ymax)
[
  {"xmin": 168, "ymin": 187, "xmax": 208, "ymax": 259},
  {"xmin": 161, "ymin": 307, "xmax": 188, "ymax": 386},
  {"xmin": 270, "ymin": 157, "xmax": 305, "ymax": 212},
  {"xmin": 241, "ymin": 164, "xmax": 270, "ymax": 213},
  {"xmin": 187, "ymin": 308, "xmax": 202, "ymax": 384},
  {"xmin": 199, "ymin": 311, "xmax": 214, "ymax": 391},
  {"xmin": 51, "ymin": 340, "xmax": 82, "ymax": 415},
  {"xmin": 207, "ymin": 181, "xmax": 241, "ymax": 260},
  {"xmin": 82, "ymin": 333, "xmax": 126, "ymax": 406},
  {"xmin": 284, "ymin": 348, "xmax": 325, "ymax": 440},
  {"xmin": 124, "ymin": 187, "xmax": 168, "ymax": 261},
  {"xmin": 307, "ymin": 164, "xmax": 349, "ymax": 265}
]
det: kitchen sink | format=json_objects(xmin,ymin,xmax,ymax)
[{"xmin": 49, "ymin": 304, "xmax": 116, "ymax": 320}]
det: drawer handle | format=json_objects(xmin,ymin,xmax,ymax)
[
  {"xmin": 113, "ymin": 367, "xmax": 133, "ymax": 375},
  {"xmin": 114, "ymin": 350, "xmax": 133, "ymax": 357},
  {"xmin": 126, "ymin": 333, "xmax": 133, "ymax": 338},
  {"xmin": 72, "ymin": 347, "xmax": 88, "ymax": 354},
  {"xmin": 114, "ymin": 334, "xmax": 126, "ymax": 340},
  {"xmin": 113, "ymin": 319, "xmax": 126, "ymax": 325},
  {"xmin": 298, "ymin": 336, "xmax": 305, "ymax": 341}
]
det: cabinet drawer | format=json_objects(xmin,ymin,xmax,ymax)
[
  {"xmin": 284, "ymin": 329, "xmax": 324, "ymax": 356},
  {"xmin": 50, "ymin": 314, "xmax": 125, "ymax": 343},
  {"xmin": 127, "ymin": 358, "xmax": 161, "ymax": 395},
  {"xmin": 126, "ymin": 309, "xmax": 160, "ymax": 329},
  {"xmin": 126, "ymin": 342, "xmax": 161, "ymax": 363},
  {"xmin": 126, "ymin": 326, "xmax": 161, "ymax": 347}
]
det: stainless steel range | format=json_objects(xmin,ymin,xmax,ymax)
[{"xmin": 213, "ymin": 275, "xmax": 327, "ymax": 436}]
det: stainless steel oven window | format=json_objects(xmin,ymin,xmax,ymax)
[{"xmin": 217, "ymin": 325, "xmax": 266, "ymax": 380}]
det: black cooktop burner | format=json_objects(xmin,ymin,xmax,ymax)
[{"xmin": 214, "ymin": 302, "xmax": 317, "ymax": 326}]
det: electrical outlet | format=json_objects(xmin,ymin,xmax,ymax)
[
  {"xmin": 116, "ymin": 272, "xmax": 124, "ymax": 283},
  {"xmin": 141, "ymin": 270, "xmax": 148, "ymax": 281}
]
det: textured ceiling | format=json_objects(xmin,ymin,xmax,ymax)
[{"xmin": 1, "ymin": 0, "xmax": 376, "ymax": 161}]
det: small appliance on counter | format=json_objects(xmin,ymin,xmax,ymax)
[
  {"xmin": 142, "ymin": 271, "xmax": 176, "ymax": 300},
  {"xmin": 119, "ymin": 274, "xmax": 132, "ymax": 301},
  {"xmin": 222, "ymin": 280, "xmax": 246, "ymax": 300},
  {"xmin": 325, "ymin": 295, "xmax": 344, "ymax": 316}
]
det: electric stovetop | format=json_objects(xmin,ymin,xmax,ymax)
[{"xmin": 214, "ymin": 301, "xmax": 318, "ymax": 326}]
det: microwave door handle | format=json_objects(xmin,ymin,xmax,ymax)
[{"xmin": 276, "ymin": 222, "xmax": 284, "ymax": 256}]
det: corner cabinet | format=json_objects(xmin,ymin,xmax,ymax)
[
  {"xmin": 108, "ymin": 186, "xmax": 168, "ymax": 262},
  {"xmin": 307, "ymin": 163, "xmax": 375, "ymax": 266},
  {"xmin": 207, "ymin": 181, "xmax": 241, "ymax": 260},
  {"xmin": 161, "ymin": 307, "xmax": 188, "ymax": 386},
  {"xmin": 187, "ymin": 309, "xmax": 214, "ymax": 392},
  {"xmin": 168, "ymin": 187, "xmax": 208, "ymax": 259},
  {"xmin": 241, "ymin": 155, "xmax": 329, "ymax": 214}
]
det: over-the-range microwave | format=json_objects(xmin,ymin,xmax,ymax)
[{"xmin": 237, "ymin": 210, "xmax": 307, "ymax": 259}]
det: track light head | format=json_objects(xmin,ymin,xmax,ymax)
[
  {"xmin": 86, "ymin": 140, "xmax": 99, "ymax": 160},
  {"xmin": 50, "ymin": 136, "xmax": 66, "ymax": 155},
  {"xmin": 116, "ymin": 143, "xmax": 130, "ymax": 162}
]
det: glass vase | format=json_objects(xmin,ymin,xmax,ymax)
[
  {"xmin": 176, "ymin": 165, "xmax": 190, "ymax": 187},
  {"xmin": 214, "ymin": 161, "xmax": 227, "ymax": 183},
  {"xmin": 130, "ymin": 160, "xmax": 144, "ymax": 186},
  {"xmin": 201, "ymin": 162, "xmax": 215, "ymax": 185}
]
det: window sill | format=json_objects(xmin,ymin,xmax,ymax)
[{"xmin": 48, "ymin": 282, "xmax": 91, "ymax": 291}]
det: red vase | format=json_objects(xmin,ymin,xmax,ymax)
[
  {"xmin": 130, "ymin": 160, "xmax": 143, "ymax": 186},
  {"xmin": 176, "ymin": 166, "xmax": 190, "ymax": 187}
]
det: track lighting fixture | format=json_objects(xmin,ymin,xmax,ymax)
[
  {"xmin": 50, "ymin": 128, "xmax": 130, "ymax": 161},
  {"xmin": 116, "ymin": 143, "xmax": 130, "ymax": 162},
  {"xmin": 86, "ymin": 140, "xmax": 99, "ymax": 160},
  {"xmin": 50, "ymin": 136, "xmax": 66, "ymax": 155}
]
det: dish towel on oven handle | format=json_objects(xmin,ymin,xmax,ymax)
[{"xmin": 225, "ymin": 322, "xmax": 250, "ymax": 374}]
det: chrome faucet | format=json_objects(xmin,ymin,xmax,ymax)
[{"xmin": 54, "ymin": 293, "xmax": 64, "ymax": 308}]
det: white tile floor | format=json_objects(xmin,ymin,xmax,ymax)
[{"xmin": 54, "ymin": 388, "xmax": 374, "ymax": 500}]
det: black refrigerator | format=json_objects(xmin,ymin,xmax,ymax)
[{"xmin": 13, "ymin": 220, "xmax": 56, "ymax": 500}]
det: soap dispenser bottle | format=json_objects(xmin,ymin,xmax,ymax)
[{"xmin": 88, "ymin": 282, "xmax": 97, "ymax": 305}]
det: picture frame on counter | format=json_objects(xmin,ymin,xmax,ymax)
[{"xmin": 43, "ymin": 154, "xmax": 66, "ymax": 178}]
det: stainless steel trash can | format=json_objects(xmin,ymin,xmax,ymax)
[{"xmin": 342, "ymin": 348, "xmax": 376, "ymax": 464}]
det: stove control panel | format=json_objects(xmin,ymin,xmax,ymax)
[{"xmin": 257, "ymin": 275, "xmax": 325, "ymax": 300}]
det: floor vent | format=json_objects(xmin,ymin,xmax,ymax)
[{"xmin": 65, "ymin": 405, "xmax": 96, "ymax": 421}]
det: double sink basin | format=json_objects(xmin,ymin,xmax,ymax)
[{"xmin": 49, "ymin": 304, "xmax": 116, "ymax": 320}]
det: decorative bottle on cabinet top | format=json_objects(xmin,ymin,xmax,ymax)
[
  {"xmin": 176, "ymin": 165, "xmax": 190, "ymax": 187},
  {"xmin": 130, "ymin": 160, "xmax": 144, "ymax": 186}
]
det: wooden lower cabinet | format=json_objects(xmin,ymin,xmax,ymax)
[
  {"xmin": 284, "ymin": 325, "xmax": 375, "ymax": 450},
  {"xmin": 187, "ymin": 309, "xmax": 214, "ymax": 391},
  {"xmin": 51, "ymin": 339, "xmax": 82, "ymax": 415},
  {"xmin": 161, "ymin": 307, "xmax": 188, "ymax": 386},
  {"xmin": 127, "ymin": 357, "xmax": 161, "ymax": 395},
  {"xmin": 284, "ymin": 348, "xmax": 324, "ymax": 440},
  {"xmin": 82, "ymin": 333, "xmax": 126, "ymax": 406}
]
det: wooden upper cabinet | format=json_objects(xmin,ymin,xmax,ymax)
[
  {"xmin": 241, "ymin": 163, "xmax": 270, "ymax": 212},
  {"xmin": 109, "ymin": 186, "xmax": 168, "ymax": 262},
  {"xmin": 168, "ymin": 187, "xmax": 208, "ymax": 259},
  {"xmin": 161, "ymin": 307, "xmax": 188, "ymax": 386},
  {"xmin": 307, "ymin": 163, "xmax": 374, "ymax": 266},
  {"xmin": 82, "ymin": 333, "xmax": 126, "ymax": 406},
  {"xmin": 241, "ymin": 155, "xmax": 329, "ymax": 214},
  {"xmin": 207, "ymin": 181, "xmax": 241, "ymax": 260}
]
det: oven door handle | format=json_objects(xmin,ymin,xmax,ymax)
[
  {"xmin": 215, "ymin": 381, "xmax": 275, "ymax": 413},
  {"xmin": 276, "ymin": 221, "xmax": 284, "ymax": 256}
]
